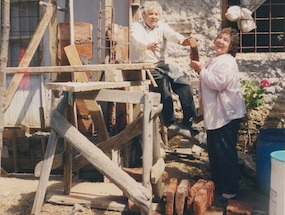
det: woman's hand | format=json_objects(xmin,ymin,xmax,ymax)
[{"xmin": 190, "ymin": 60, "xmax": 203, "ymax": 74}]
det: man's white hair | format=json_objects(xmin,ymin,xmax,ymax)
[{"xmin": 141, "ymin": 1, "xmax": 162, "ymax": 16}]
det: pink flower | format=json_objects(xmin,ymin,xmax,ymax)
[{"xmin": 260, "ymin": 79, "xmax": 270, "ymax": 87}]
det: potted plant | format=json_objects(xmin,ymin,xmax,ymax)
[{"xmin": 240, "ymin": 79, "xmax": 270, "ymax": 153}]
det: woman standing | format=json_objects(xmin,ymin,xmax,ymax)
[{"xmin": 190, "ymin": 28, "xmax": 246, "ymax": 202}]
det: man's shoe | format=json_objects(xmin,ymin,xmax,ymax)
[
  {"xmin": 167, "ymin": 122, "xmax": 199, "ymax": 138},
  {"xmin": 189, "ymin": 127, "xmax": 199, "ymax": 137}
]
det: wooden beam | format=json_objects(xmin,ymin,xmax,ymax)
[
  {"xmin": 31, "ymin": 92, "xmax": 68, "ymax": 215},
  {"xmin": 45, "ymin": 82, "xmax": 132, "ymax": 93},
  {"xmin": 64, "ymin": 44, "xmax": 89, "ymax": 82},
  {"xmin": 142, "ymin": 93, "xmax": 153, "ymax": 203},
  {"xmin": 4, "ymin": 2, "xmax": 56, "ymax": 111},
  {"xmin": 0, "ymin": 0, "xmax": 10, "ymax": 177},
  {"xmin": 45, "ymin": 183, "xmax": 163, "ymax": 213},
  {"xmin": 45, "ymin": 84, "xmax": 161, "ymax": 107},
  {"xmin": 48, "ymin": 0, "xmax": 58, "ymax": 81},
  {"xmin": 3, "ymin": 63, "xmax": 158, "ymax": 74},
  {"xmin": 150, "ymin": 158, "xmax": 165, "ymax": 184},
  {"xmin": 152, "ymin": 116, "xmax": 164, "ymax": 199},
  {"xmin": 34, "ymin": 152, "xmax": 64, "ymax": 177}
]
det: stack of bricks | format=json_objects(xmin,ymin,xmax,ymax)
[{"xmin": 164, "ymin": 178, "xmax": 215, "ymax": 215}]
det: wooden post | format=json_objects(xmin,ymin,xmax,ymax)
[
  {"xmin": 0, "ymin": 0, "xmax": 10, "ymax": 176},
  {"xmin": 31, "ymin": 92, "xmax": 68, "ymax": 215},
  {"xmin": 142, "ymin": 93, "xmax": 153, "ymax": 214},
  {"xmin": 63, "ymin": 102, "xmax": 73, "ymax": 195},
  {"xmin": 152, "ymin": 116, "xmax": 164, "ymax": 199},
  {"xmin": 48, "ymin": 0, "xmax": 58, "ymax": 80}
]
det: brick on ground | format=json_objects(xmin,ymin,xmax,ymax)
[
  {"xmin": 193, "ymin": 181, "xmax": 215, "ymax": 215},
  {"xmin": 164, "ymin": 178, "xmax": 178, "ymax": 215},
  {"xmin": 206, "ymin": 181, "xmax": 215, "ymax": 207},
  {"xmin": 175, "ymin": 179, "xmax": 191, "ymax": 215},
  {"xmin": 186, "ymin": 178, "xmax": 207, "ymax": 212}
]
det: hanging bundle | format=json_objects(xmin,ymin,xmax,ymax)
[{"xmin": 225, "ymin": 5, "xmax": 257, "ymax": 33}]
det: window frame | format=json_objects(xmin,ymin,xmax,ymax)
[
  {"xmin": 9, "ymin": 0, "xmax": 41, "ymax": 67},
  {"xmin": 222, "ymin": 0, "xmax": 285, "ymax": 53}
]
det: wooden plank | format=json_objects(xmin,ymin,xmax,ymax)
[
  {"xmin": 58, "ymin": 42, "xmax": 93, "ymax": 61},
  {"xmin": 48, "ymin": 0, "xmax": 58, "ymax": 69},
  {"xmin": 152, "ymin": 116, "xmax": 164, "ymax": 199},
  {"xmin": 34, "ymin": 152, "xmax": 64, "ymax": 177},
  {"xmin": 50, "ymin": 109, "xmax": 152, "ymax": 214},
  {"xmin": 146, "ymin": 69, "xmax": 158, "ymax": 87},
  {"xmin": 83, "ymin": 99, "xmax": 109, "ymax": 142},
  {"xmin": 84, "ymin": 89, "xmax": 156, "ymax": 105},
  {"xmin": 0, "ymin": 167, "xmax": 9, "ymax": 177},
  {"xmin": 45, "ymin": 85, "xmax": 161, "ymax": 106},
  {"xmin": 81, "ymin": 89, "xmax": 159, "ymax": 105},
  {"xmin": 151, "ymin": 158, "xmax": 165, "ymax": 184},
  {"xmin": 4, "ymin": 2, "xmax": 56, "ymax": 111},
  {"xmin": 47, "ymin": 189, "xmax": 129, "ymax": 212},
  {"xmin": 45, "ymin": 82, "xmax": 132, "ymax": 92},
  {"xmin": 104, "ymin": 69, "xmax": 124, "ymax": 82},
  {"xmin": 4, "ymin": 63, "xmax": 158, "ymax": 74},
  {"xmin": 142, "ymin": 93, "xmax": 153, "ymax": 202},
  {"xmin": 0, "ymin": 0, "xmax": 10, "ymax": 175},
  {"xmin": 31, "ymin": 92, "xmax": 68, "ymax": 215},
  {"xmin": 45, "ymin": 182, "xmax": 163, "ymax": 213},
  {"xmin": 64, "ymin": 45, "xmax": 89, "ymax": 82}
]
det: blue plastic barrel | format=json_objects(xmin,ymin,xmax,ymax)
[{"xmin": 256, "ymin": 128, "xmax": 285, "ymax": 194}]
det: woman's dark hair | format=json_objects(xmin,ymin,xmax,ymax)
[{"xmin": 217, "ymin": 27, "xmax": 239, "ymax": 57}]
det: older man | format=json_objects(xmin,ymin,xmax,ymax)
[{"xmin": 130, "ymin": 1, "xmax": 199, "ymax": 137}]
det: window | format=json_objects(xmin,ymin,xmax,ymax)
[
  {"xmin": 9, "ymin": 0, "xmax": 40, "ymax": 67},
  {"xmin": 222, "ymin": 0, "xmax": 285, "ymax": 53}
]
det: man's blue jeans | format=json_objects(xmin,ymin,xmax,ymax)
[{"xmin": 151, "ymin": 64, "xmax": 197, "ymax": 126}]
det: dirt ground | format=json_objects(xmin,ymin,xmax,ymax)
[{"xmin": 0, "ymin": 135, "xmax": 270, "ymax": 215}]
